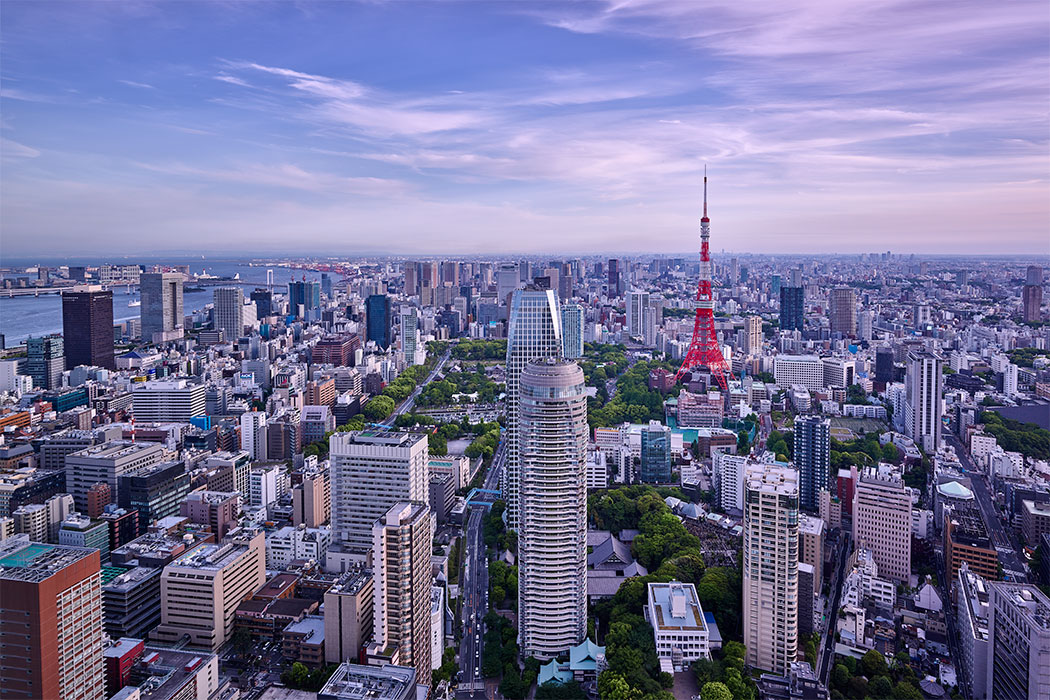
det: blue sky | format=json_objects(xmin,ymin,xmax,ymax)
[{"xmin": 1, "ymin": 0, "xmax": 1047, "ymax": 257}]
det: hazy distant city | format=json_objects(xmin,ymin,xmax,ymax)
[{"xmin": 1, "ymin": 3, "xmax": 1048, "ymax": 700}]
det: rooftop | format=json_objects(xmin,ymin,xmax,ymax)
[
  {"xmin": 170, "ymin": 540, "xmax": 249, "ymax": 572},
  {"xmin": 0, "ymin": 539, "xmax": 96, "ymax": 583},
  {"xmin": 68, "ymin": 440, "xmax": 162, "ymax": 462},
  {"xmin": 318, "ymin": 662, "xmax": 416, "ymax": 700},
  {"xmin": 648, "ymin": 580, "xmax": 708, "ymax": 633}
]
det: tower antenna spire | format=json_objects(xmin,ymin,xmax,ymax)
[{"xmin": 703, "ymin": 165, "xmax": 708, "ymax": 220}]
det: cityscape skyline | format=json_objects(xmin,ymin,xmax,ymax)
[{"xmin": 2, "ymin": 1, "xmax": 1048, "ymax": 257}]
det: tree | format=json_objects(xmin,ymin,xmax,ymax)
[
  {"xmin": 868, "ymin": 676, "xmax": 893, "ymax": 699},
  {"xmin": 598, "ymin": 671, "xmax": 640, "ymax": 700},
  {"xmin": 737, "ymin": 430, "xmax": 750, "ymax": 453},
  {"xmin": 699, "ymin": 682, "xmax": 733, "ymax": 700},
  {"xmin": 832, "ymin": 664, "xmax": 851, "ymax": 690},
  {"xmin": 892, "ymin": 681, "xmax": 923, "ymax": 700},
  {"xmin": 362, "ymin": 395, "xmax": 395, "ymax": 421},
  {"xmin": 861, "ymin": 649, "xmax": 888, "ymax": 678}
]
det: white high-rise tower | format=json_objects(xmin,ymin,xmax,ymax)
[
  {"xmin": 743, "ymin": 463, "xmax": 799, "ymax": 675},
  {"xmin": 518, "ymin": 359, "xmax": 588, "ymax": 659}
]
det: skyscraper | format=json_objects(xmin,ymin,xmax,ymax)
[
  {"xmin": 497, "ymin": 262, "xmax": 520, "ymax": 303},
  {"xmin": 743, "ymin": 463, "xmax": 799, "ymax": 675},
  {"xmin": 906, "ymin": 348, "xmax": 943, "ymax": 453},
  {"xmin": 62, "ymin": 286, "xmax": 114, "ymax": 369},
  {"xmin": 288, "ymin": 280, "xmax": 321, "ymax": 320},
  {"xmin": 366, "ymin": 294, "xmax": 392, "ymax": 348},
  {"xmin": 401, "ymin": 307, "xmax": 421, "ymax": 362},
  {"xmin": 627, "ymin": 290, "xmax": 650, "ymax": 340},
  {"xmin": 250, "ymin": 288, "xmax": 274, "ymax": 318},
  {"xmin": 780, "ymin": 286, "xmax": 804, "ymax": 332},
  {"xmin": 0, "ymin": 536, "xmax": 105, "ymax": 700},
  {"xmin": 560, "ymin": 303, "xmax": 584, "ymax": 360},
  {"xmin": 140, "ymin": 272, "xmax": 184, "ymax": 343},
  {"xmin": 745, "ymin": 315, "xmax": 763, "ymax": 355},
  {"xmin": 369, "ymin": 502, "xmax": 433, "ymax": 685},
  {"xmin": 329, "ymin": 431, "xmax": 429, "ymax": 552},
  {"xmin": 518, "ymin": 359, "xmax": 588, "ymax": 659},
  {"xmin": 853, "ymin": 464, "xmax": 911, "ymax": 583},
  {"xmin": 1023, "ymin": 265, "xmax": 1043, "ymax": 323},
  {"xmin": 25, "ymin": 335, "xmax": 64, "ymax": 389},
  {"xmin": 607, "ymin": 258, "xmax": 620, "ymax": 295},
  {"xmin": 213, "ymin": 287, "xmax": 244, "ymax": 339},
  {"xmin": 829, "ymin": 287, "xmax": 857, "ymax": 336},
  {"xmin": 504, "ymin": 289, "xmax": 563, "ymax": 531},
  {"xmin": 794, "ymin": 416, "xmax": 830, "ymax": 511},
  {"xmin": 404, "ymin": 262, "xmax": 420, "ymax": 297}
]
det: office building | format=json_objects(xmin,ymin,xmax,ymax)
[
  {"xmin": 213, "ymin": 287, "xmax": 245, "ymax": 338},
  {"xmin": 181, "ymin": 491, "xmax": 239, "ymax": 540},
  {"xmin": 151, "ymin": 529, "xmax": 266, "ymax": 650},
  {"xmin": 325, "ymin": 568, "xmax": 375, "ymax": 664},
  {"xmin": 956, "ymin": 563, "xmax": 990, "ymax": 699},
  {"xmin": 251, "ymin": 288, "xmax": 274, "ymax": 318},
  {"xmin": 944, "ymin": 500, "xmax": 998, "ymax": 582},
  {"xmin": 780, "ymin": 287, "xmax": 804, "ymax": 332},
  {"xmin": 25, "ymin": 335, "xmax": 65, "ymax": 389},
  {"xmin": 627, "ymin": 290, "xmax": 650, "ymax": 339},
  {"xmin": 58, "ymin": 513, "xmax": 111, "ymax": 563},
  {"xmin": 293, "ymin": 471, "xmax": 330, "ymax": 528},
  {"xmin": 140, "ymin": 272, "xmax": 184, "ymax": 343},
  {"xmin": 118, "ymin": 461, "xmax": 191, "ymax": 531},
  {"xmin": 266, "ymin": 525, "xmax": 332, "ymax": 569},
  {"xmin": 829, "ymin": 287, "xmax": 856, "ymax": 336},
  {"xmin": 906, "ymin": 348, "xmax": 943, "ymax": 453},
  {"xmin": 742, "ymin": 463, "xmax": 799, "ymax": 675},
  {"xmin": 62, "ymin": 286, "xmax": 115, "ymax": 369},
  {"xmin": 647, "ymin": 581, "xmax": 711, "ymax": 671},
  {"xmin": 497, "ymin": 262, "xmax": 520, "ymax": 302},
  {"xmin": 640, "ymin": 420, "xmax": 672, "ymax": 483},
  {"xmin": 329, "ymin": 431, "xmax": 429, "ymax": 552},
  {"xmin": 560, "ymin": 303, "xmax": 584, "ymax": 359},
  {"xmin": 66, "ymin": 441, "xmax": 165, "ymax": 512},
  {"xmin": 853, "ymin": 464, "xmax": 911, "ymax": 583},
  {"xmin": 289, "ymin": 280, "xmax": 321, "ymax": 320},
  {"xmin": 798, "ymin": 513, "xmax": 825, "ymax": 586},
  {"xmin": 367, "ymin": 294, "xmax": 392, "ymax": 348},
  {"xmin": 504, "ymin": 288, "xmax": 563, "ymax": 530},
  {"xmin": 716, "ymin": 453, "xmax": 748, "ymax": 514},
  {"xmin": 102, "ymin": 566, "xmax": 163, "ymax": 639},
  {"xmin": 131, "ymin": 378, "xmax": 206, "ymax": 422},
  {"xmin": 875, "ymin": 347, "xmax": 895, "ymax": 386},
  {"xmin": 369, "ymin": 502, "xmax": 433, "ymax": 686},
  {"xmin": 794, "ymin": 416, "xmax": 830, "ymax": 511},
  {"xmin": 984, "ymin": 583, "xmax": 1050, "ymax": 699},
  {"xmin": 774, "ymin": 355, "xmax": 824, "ymax": 392},
  {"xmin": 202, "ymin": 450, "xmax": 251, "ymax": 498},
  {"xmin": 313, "ymin": 335, "xmax": 360, "ymax": 366},
  {"xmin": 518, "ymin": 359, "xmax": 588, "ymax": 659},
  {"xmin": 240, "ymin": 411, "xmax": 267, "ymax": 460},
  {"xmin": 0, "ymin": 536, "xmax": 105, "ymax": 700}
]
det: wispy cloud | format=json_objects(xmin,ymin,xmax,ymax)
[{"xmin": 118, "ymin": 79, "xmax": 155, "ymax": 89}]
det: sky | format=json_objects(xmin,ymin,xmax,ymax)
[{"xmin": 1, "ymin": 0, "xmax": 1048, "ymax": 258}]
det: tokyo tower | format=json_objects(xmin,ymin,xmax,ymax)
[{"xmin": 674, "ymin": 170, "xmax": 731, "ymax": 391}]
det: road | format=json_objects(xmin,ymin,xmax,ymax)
[
  {"xmin": 384, "ymin": 346, "xmax": 452, "ymax": 425},
  {"xmin": 818, "ymin": 531, "xmax": 851, "ymax": 684},
  {"xmin": 945, "ymin": 433, "xmax": 1028, "ymax": 582},
  {"xmin": 457, "ymin": 443, "xmax": 504, "ymax": 698}
]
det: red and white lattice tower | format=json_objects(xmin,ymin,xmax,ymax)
[{"xmin": 674, "ymin": 170, "xmax": 731, "ymax": 391}]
